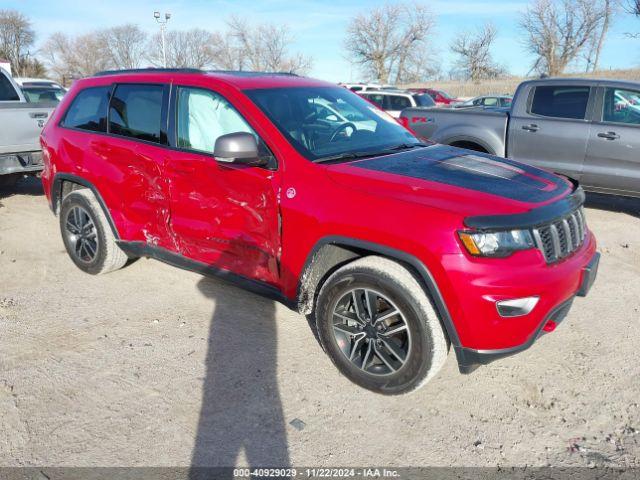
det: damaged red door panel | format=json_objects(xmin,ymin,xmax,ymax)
[
  {"xmin": 97, "ymin": 136, "xmax": 173, "ymax": 249},
  {"xmin": 165, "ymin": 149, "xmax": 281, "ymax": 286}
]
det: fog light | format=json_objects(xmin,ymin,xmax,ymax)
[{"xmin": 496, "ymin": 296, "xmax": 539, "ymax": 318}]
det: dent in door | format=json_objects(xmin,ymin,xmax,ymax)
[{"xmin": 169, "ymin": 162, "xmax": 281, "ymax": 286}]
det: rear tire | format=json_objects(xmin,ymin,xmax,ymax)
[
  {"xmin": 59, "ymin": 189, "xmax": 128, "ymax": 275},
  {"xmin": 315, "ymin": 256, "xmax": 448, "ymax": 395}
]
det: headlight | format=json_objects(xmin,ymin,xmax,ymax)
[{"xmin": 458, "ymin": 230, "xmax": 534, "ymax": 257}]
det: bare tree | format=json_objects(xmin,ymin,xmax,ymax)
[
  {"xmin": 344, "ymin": 2, "xmax": 436, "ymax": 84},
  {"xmin": 100, "ymin": 24, "xmax": 148, "ymax": 69},
  {"xmin": 223, "ymin": 17, "xmax": 312, "ymax": 74},
  {"xmin": 625, "ymin": 0, "xmax": 640, "ymax": 14},
  {"xmin": 583, "ymin": 0, "xmax": 616, "ymax": 72},
  {"xmin": 450, "ymin": 23, "xmax": 503, "ymax": 82},
  {"xmin": 0, "ymin": 9, "xmax": 35, "ymax": 77},
  {"xmin": 146, "ymin": 29, "xmax": 219, "ymax": 68},
  {"xmin": 41, "ymin": 32, "xmax": 111, "ymax": 83},
  {"xmin": 520, "ymin": 0, "xmax": 608, "ymax": 76}
]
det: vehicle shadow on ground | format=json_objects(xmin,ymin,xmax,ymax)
[
  {"xmin": 190, "ymin": 276, "xmax": 290, "ymax": 477},
  {"xmin": 585, "ymin": 192, "xmax": 640, "ymax": 220},
  {"xmin": 0, "ymin": 175, "xmax": 44, "ymax": 202}
]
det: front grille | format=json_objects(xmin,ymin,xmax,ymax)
[{"xmin": 532, "ymin": 207, "xmax": 587, "ymax": 263}]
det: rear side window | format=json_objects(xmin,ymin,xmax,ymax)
[
  {"xmin": 62, "ymin": 86, "xmax": 110, "ymax": 132},
  {"xmin": 530, "ymin": 86, "xmax": 590, "ymax": 120},
  {"xmin": 0, "ymin": 73, "xmax": 20, "ymax": 101},
  {"xmin": 386, "ymin": 95, "xmax": 412, "ymax": 110},
  {"xmin": 363, "ymin": 94, "xmax": 384, "ymax": 108},
  {"xmin": 109, "ymin": 84, "xmax": 164, "ymax": 143}
]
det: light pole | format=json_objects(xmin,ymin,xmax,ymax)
[{"xmin": 154, "ymin": 11, "xmax": 171, "ymax": 68}]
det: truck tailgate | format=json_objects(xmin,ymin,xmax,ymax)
[{"xmin": 0, "ymin": 103, "xmax": 55, "ymax": 155}]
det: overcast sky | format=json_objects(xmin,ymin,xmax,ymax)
[{"xmin": 11, "ymin": 0, "xmax": 640, "ymax": 82}]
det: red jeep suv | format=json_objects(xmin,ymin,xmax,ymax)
[{"xmin": 41, "ymin": 69, "xmax": 599, "ymax": 395}]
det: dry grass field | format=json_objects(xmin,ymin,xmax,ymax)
[{"xmin": 403, "ymin": 68, "xmax": 640, "ymax": 98}]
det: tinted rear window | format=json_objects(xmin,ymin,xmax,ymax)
[
  {"xmin": 62, "ymin": 86, "xmax": 110, "ymax": 132},
  {"xmin": 530, "ymin": 86, "xmax": 590, "ymax": 120},
  {"xmin": 0, "ymin": 73, "xmax": 20, "ymax": 101},
  {"xmin": 109, "ymin": 84, "xmax": 164, "ymax": 143}
]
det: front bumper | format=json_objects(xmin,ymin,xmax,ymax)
[
  {"xmin": 455, "ymin": 252, "xmax": 600, "ymax": 374},
  {"xmin": 0, "ymin": 151, "xmax": 44, "ymax": 176}
]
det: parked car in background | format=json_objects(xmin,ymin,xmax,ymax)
[
  {"xmin": 0, "ymin": 67, "xmax": 55, "ymax": 186},
  {"xmin": 15, "ymin": 78, "xmax": 66, "ymax": 104},
  {"xmin": 42, "ymin": 68, "xmax": 598, "ymax": 395},
  {"xmin": 341, "ymin": 83, "xmax": 395, "ymax": 93},
  {"xmin": 359, "ymin": 89, "xmax": 435, "ymax": 117},
  {"xmin": 408, "ymin": 88, "xmax": 462, "ymax": 106},
  {"xmin": 456, "ymin": 95, "xmax": 513, "ymax": 109},
  {"xmin": 401, "ymin": 78, "xmax": 640, "ymax": 198}
]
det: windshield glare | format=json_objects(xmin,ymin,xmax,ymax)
[{"xmin": 245, "ymin": 86, "xmax": 421, "ymax": 161}]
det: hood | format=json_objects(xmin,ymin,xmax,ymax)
[{"xmin": 326, "ymin": 144, "xmax": 573, "ymax": 216}]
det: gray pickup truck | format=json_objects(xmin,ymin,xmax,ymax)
[
  {"xmin": 401, "ymin": 78, "xmax": 640, "ymax": 198},
  {"xmin": 0, "ymin": 67, "xmax": 56, "ymax": 186}
]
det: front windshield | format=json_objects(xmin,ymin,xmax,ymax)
[
  {"xmin": 22, "ymin": 85, "xmax": 65, "ymax": 104},
  {"xmin": 245, "ymin": 86, "xmax": 421, "ymax": 161}
]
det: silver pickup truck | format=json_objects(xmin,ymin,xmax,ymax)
[
  {"xmin": 0, "ymin": 67, "xmax": 56, "ymax": 186},
  {"xmin": 401, "ymin": 78, "xmax": 640, "ymax": 198}
]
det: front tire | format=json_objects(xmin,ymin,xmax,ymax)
[
  {"xmin": 59, "ymin": 189, "xmax": 128, "ymax": 275},
  {"xmin": 315, "ymin": 256, "xmax": 448, "ymax": 395}
]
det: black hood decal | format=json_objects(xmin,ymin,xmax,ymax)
[{"xmin": 352, "ymin": 145, "xmax": 569, "ymax": 203}]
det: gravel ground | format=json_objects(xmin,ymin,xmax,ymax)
[{"xmin": 0, "ymin": 177, "xmax": 638, "ymax": 468}]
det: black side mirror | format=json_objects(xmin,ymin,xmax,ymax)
[{"xmin": 213, "ymin": 132, "xmax": 266, "ymax": 166}]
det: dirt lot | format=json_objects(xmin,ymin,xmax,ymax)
[{"xmin": 0, "ymin": 177, "xmax": 638, "ymax": 468}]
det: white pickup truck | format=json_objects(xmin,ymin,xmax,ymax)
[{"xmin": 0, "ymin": 67, "xmax": 56, "ymax": 186}]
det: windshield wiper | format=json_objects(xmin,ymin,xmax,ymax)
[
  {"xmin": 387, "ymin": 142, "xmax": 429, "ymax": 151},
  {"xmin": 314, "ymin": 151, "xmax": 385, "ymax": 164},
  {"xmin": 314, "ymin": 143, "xmax": 429, "ymax": 164}
]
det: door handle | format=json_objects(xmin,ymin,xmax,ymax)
[
  {"xmin": 522, "ymin": 124, "xmax": 539, "ymax": 132},
  {"xmin": 597, "ymin": 131, "xmax": 620, "ymax": 140},
  {"xmin": 29, "ymin": 112, "xmax": 48, "ymax": 119}
]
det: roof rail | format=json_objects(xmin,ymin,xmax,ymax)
[
  {"xmin": 94, "ymin": 68, "xmax": 204, "ymax": 77},
  {"xmin": 207, "ymin": 70, "xmax": 299, "ymax": 77}
]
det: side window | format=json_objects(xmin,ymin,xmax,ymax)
[
  {"xmin": 364, "ymin": 94, "xmax": 384, "ymax": 108},
  {"xmin": 176, "ymin": 87, "xmax": 256, "ymax": 154},
  {"xmin": 413, "ymin": 94, "xmax": 434, "ymax": 107},
  {"xmin": 61, "ymin": 86, "xmax": 111, "ymax": 132},
  {"xmin": 483, "ymin": 97, "xmax": 498, "ymax": 107},
  {"xmin": 603, "ymin": 88, "xmax": 640, "ymax": 125},
  {"xmin": 109, "ymin": 84, "xmax": 164, "ymax": 143},
  {"xmin": 388, "ymin": 95, "xmax": 412, "ymax": 110},
  {"xmin": 530, "ymin": 85, "xmax": 590, "ymax": 120},
  {"xmin": 0, "ymin": 73, "xmax": 20, "ymax": 101}
]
